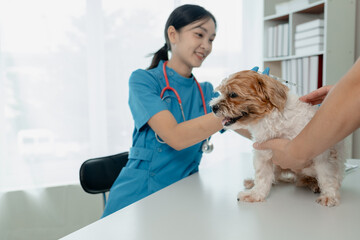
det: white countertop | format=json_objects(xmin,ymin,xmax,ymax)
[{"xmin": 61, "ymin": 153, "xmax": 360, "ymax": 240}]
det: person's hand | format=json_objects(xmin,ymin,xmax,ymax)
[
  {"xmin": 253, "ymin": 139, "xmax": 311, "ymax": 171},
  {"xmin": 299, "ymin": 85, "xmax": 333, "ymax": 105}
]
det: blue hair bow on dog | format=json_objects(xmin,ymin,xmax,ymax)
[{"xmin": 251, "ymin": 66, "xmax": 270, "ymax": 76}]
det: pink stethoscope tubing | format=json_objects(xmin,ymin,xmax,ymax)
[
  {"xmin": 160, "ymin": 61, "xmax": 208, "ymax": 119},
  {"xmin": 155, "ymin": 61, "xmax": 213, "ymax": 153}
]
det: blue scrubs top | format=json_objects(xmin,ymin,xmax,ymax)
[{"xmin": 102, "ymin": 60, "xmax": 218, "ymax": 217}]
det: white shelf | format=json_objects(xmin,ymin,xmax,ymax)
[
  {"xmin": 264, "ymin": 13, "xmax": 289, "ymax": 22},
  {"xmin": 264, "ymin": 1, "xmax": 325, "ymax": 21},
  {"xmin": 264, "ymin": 51, "xmax": 324, "ymax": 62},
  {"xmin": 262, "ymin": 0, "xmax": 356, "ymax": 86}
]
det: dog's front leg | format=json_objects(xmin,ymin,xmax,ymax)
[{"xmin": 238, "ymin": 150, "xmax": 274, "ymax": 202}]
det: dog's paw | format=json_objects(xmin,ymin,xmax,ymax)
[
  {"xmin": 296, "ymin": 176, "xmax": 320, "ymax": 193},
  {"xmin": 243, "ymin": 178, "xmax": 254, "ymax": 189},
  {"xmin": 237, "ymin": 191, "xmax": 265, "ymax": 202},
  {"xmin": 309, "ymin": 184, "xmax": 321, "ymax": 194},
  {"xmin": 316, "ymin": 195, "xmax": 340, "ymax": 207}
]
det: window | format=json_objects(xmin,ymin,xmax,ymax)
[{"xmin": 0, "ymin": 0, "xmax": 255, "ymax": 191}]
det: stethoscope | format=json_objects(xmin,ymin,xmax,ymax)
[{"xmin": 155, "ymin": 61, "xmax": 214, "ymax": 153}]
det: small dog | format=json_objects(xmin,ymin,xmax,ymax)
[{"xmin": 210, "ymin": 70, "xmax": 345, "ymax": 207}]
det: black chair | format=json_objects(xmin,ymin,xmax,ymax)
[{"xmin": 79, "ymin": 151, "xmax": 129, "ymax": 207}]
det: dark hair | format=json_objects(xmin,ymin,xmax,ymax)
[{"xmin": 147, "ymin": 4, "xmax": 217, "ymax": 70}]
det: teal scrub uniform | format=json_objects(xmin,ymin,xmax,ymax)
[{"xmin": 102, "ymin": 60, "xmax": 218, "ymax": 217}]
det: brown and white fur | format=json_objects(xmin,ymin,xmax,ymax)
[{"xmin": 210, "ymin": 70, "xmax": 345, "ymax": 207}]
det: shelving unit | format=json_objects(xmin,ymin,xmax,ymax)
[
  {"xmin": 262, "ymin": 0, "xmax": 356, "ymax": 94},
  {"xmin": 262, "ymin": 0, "xmax": 356, "ymax": 158}
]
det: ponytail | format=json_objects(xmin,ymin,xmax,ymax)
[{"xmin": 147, "ymin": 43, "xmax": 169, "ymax": 70}]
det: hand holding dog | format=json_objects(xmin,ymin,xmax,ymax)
[
  {"xmin": 253, "ymin": 139, "xmax": 310, "ymax": 171},
  {"xmin": 299, "ymin": 85, "xmax": 333, "ymax": 105},
  {"xmin": 254, "ymin": 58, "xmax": 360, "ymax": 173},
  {"xmin": 253, "ymin": 86, "xmax": 332, "ymax": 171}
]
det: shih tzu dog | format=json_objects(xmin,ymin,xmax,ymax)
[{"xmin": 210, "ymin": 69, "xmax": 345, "ymax": 206}]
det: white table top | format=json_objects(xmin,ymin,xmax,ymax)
[{"xmin": 61, "ymin": 153, "xmax": 360, "ymax": 240}]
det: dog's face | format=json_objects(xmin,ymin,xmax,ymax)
[{"xmin": 210, "ymin": 70, "xmax": 289, "ymax": 129}]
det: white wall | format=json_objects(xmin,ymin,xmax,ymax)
[
  {"xmin": 241, "ymin": 0, "xmax": 263, "ymax": 69},
  {"xmin": 0, "ymin": 185, "xmax": 103, "ymax": 240}
]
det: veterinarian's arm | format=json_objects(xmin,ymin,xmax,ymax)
[
  {"xmin": 148, "ymin": 111, "xmax": 223, "ymax": 151},
  {"xmin": 254, "ymin": 58, "xmax": 360, "ymax": 170}
]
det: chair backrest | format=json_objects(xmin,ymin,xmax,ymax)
[{"xmin": 79, "ymin": 152, "xmax": 129, "ymax": 194}]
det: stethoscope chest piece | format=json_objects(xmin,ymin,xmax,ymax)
[{"xmin": 201, "ymin": 139, "xmax": 213, "ymax": 154}]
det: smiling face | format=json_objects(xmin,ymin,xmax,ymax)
[
  {"xmin": 210, "ymin": 70, "xmax": 289, "ymax": 129},
  {"xmin": 167, "ymin": 18, "xmax": 216, "ymax": 75}
]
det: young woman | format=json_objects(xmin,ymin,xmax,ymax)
[{"xmin": 102, "ymin": 4, "xmax": 250, "ymax": 218}]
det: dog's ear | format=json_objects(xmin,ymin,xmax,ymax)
[{"xmin": 255, "ymin": 74, "xmax": 289, "ymax": 111}]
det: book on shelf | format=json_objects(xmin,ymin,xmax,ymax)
[
  {"xmin": 309, "ymin": 56, "xmax": 319, "ymax": 93},
  {"xmin": 296, "ymin": 58, "xmax": 303, "ymax": 96},
  {"xmin": 267, "ymin": 26, "xmax": 274, "ymax": 57},
  {"xmin": 281, "ymin": 60, "xmax": 288, "ymax": 83},
  {"xmin": 295, "ymin": 27, "xmax": 324, "ymax": 41},
  {"xmin": 295, "ymin": 36, "xmax": 324, "ymax": 48},
  {"xmin": 286, "ymin": 60, "xmax": 291, "ymax": 91},
  {"xmin": 279, "ymin": 55, "xmax": 323, "ymax": 96},
  {"xmin": 294, "ymin": 19, "xmax": 324, "ymax": 56},
  {"xmin": 308, "ymin": 55, "xmax": 323, "ymax": 93},
  {"xmin": 281, "ymin": 60, "xmax": 292, "ymax": 91},
  {"xmin": 275, "ymin": 0, "xmax": 309, "ymax": 15},
  {"xmin": 296, "ymin": 19, "xmax": 324, "ymax": 32},
  {"xmin": 317, "ymin": 55, "xmax": 323, "ymax": 90},
  {"xmin": 266, "ymin": 23, "xmax": 289, "ymax": 58},
  {"xmin": 289, "ymin": 0, "xmax": 310, "ymax": 11},
  {"xmin": 277, "ymin": 24, "xmax": 284, "ymax": 57},
  {"xmin": 302, "ymin": 57, "xmax": 310, "ymax": 95},
  {"xmin": 282, "ymin": 23, "xmax": 289, "ymax": 56},
  {"xmin": 295, "ymin": 44, "xmax": 323, "ymax": 55},
  {"xmin": 275, "ymin": 1, "xmax": 289, "ymax": 15},
  {"xmin": 273, "ymin": 25, "xmax": 278, "ymax": 58},
  {"xmin": 290, "ymin": 59, "xmax": 297, "ymax": 94}
]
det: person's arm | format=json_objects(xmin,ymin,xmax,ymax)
[
  {"xmin": 254, "ymin": 58, "xmax": 360, "ymax": 170},
  {"xmin": 148, "ymin": 111, "xmax": 223, "ymax": 150}
]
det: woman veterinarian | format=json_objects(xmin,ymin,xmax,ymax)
[{"xmin": 102, "ymin": 4, "xmax": 250, "ymax": 217}]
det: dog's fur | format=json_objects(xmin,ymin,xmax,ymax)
[{"xmin": 210, "ymin": 70, "xmax": 345, "ymax": 207}]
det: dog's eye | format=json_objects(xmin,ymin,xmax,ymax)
[{"xmin": 228, "ymin": 92, "xmax": 238, "ymax": 98}]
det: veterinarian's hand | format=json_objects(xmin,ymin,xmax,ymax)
[
  {"xmin": 253, "ymin": 139, "xmax": 310, "ymax": 171},
  {"xmin": 299, "ymin": 85, "xmax": 333, "ymax": 105}
]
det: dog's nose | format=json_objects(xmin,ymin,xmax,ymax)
[{"xmin": 211, "ymin": 104, "xmax": 219, "ymax": 114}]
